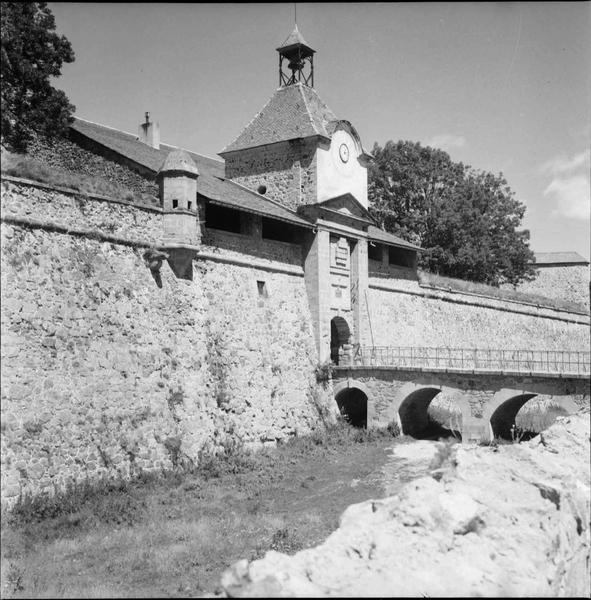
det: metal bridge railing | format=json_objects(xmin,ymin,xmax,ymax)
[{"xmin": 348, "ymin": 346, "xmax": 591, "ymax": 376}]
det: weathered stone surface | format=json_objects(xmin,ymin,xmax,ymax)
[
  {"xmin": 504, "ymin": 263, "xmax": 590, "ymax": 310},
  {"xmin": 367, "ymin": 281, "xmax": 589, "ymax": 350},
  {"xmin": 1, "ymin": 184, "xmax": 331, "ymax": 502},
  {"xmin": 221, "ymin": 412, "xmax": 591, "ymax": 597}
]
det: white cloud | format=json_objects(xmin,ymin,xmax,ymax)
[
  {"xmin": 425, "ymin": 134, "xmax": 467, "ymax": 152},
  {"xmin": 541, "ymin": 149, "xmax": 590, "ymax": 221},
  {"xmin": 540, "ymin": 149, "xmax": 590, "ymax": 175},
  {"xmin": 545, "ymin": 174, "xmax": 590, "ymax": 220}
]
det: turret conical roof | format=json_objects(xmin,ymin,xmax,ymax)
[{"xmin": 157, "ymin": 149, "xmax": 199, "ymax": 178}]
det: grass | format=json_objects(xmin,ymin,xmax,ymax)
[
  {"xmin": 1, "ymin": 420, "xmax": 404, "ymax": 599},
  {"xmin": 418, "ymin": 270, "xmax": 588, "ymax": 314},
  {"xmin": 0, "ymin": 150, "xmax": 157, "ymax": 207}
]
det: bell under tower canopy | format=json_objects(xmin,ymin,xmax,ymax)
[{"xmin": 277, "ymin": 24, "xmax": 315, "ymax": 87}]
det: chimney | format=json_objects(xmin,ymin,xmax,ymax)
[{"xmin": 138, "ymin": 111, "xmax": 160, "ymax": 149}]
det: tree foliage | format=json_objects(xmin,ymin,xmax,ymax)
[
  {"xmin": 1, "ymin": 2, "xmax": 75, "ymax": 152},
  {"xmin": 368, "ymin": 140, "xmax": 537, "ymax": 286}
]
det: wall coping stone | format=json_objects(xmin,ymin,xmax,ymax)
[
  {"xmin": 0, "ymin": 214, "xmax": 304, "ymax": 276},
  {"xmin": 369, "ymin": 278, "xmax": 590, "ymax": 324},
  {"xmin": 1, "ymin": 213, "xmax": 153, "ymax": 249},
  {"xmin": 419, "ymin": 282, "xmax": 589, "ymax": 316},
  {"xmin": 1, "ymin": 174, "xmax": 162, "ymax": 213}
]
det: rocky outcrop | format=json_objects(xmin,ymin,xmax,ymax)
[{"xmin": 221, "ymin": 411, "xmax": 591, "ymax": 597}]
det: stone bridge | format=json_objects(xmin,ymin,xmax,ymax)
[{"xmin": 332, "ymin": 347, "xmax": 590, "ymax": 442}]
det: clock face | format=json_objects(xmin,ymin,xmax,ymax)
[{"xmin": 339, "ymin": 143, "xmax": 350, "ymax": 163}]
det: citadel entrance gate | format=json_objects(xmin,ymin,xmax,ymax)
[{"xmin": 330, "ymin": 316, "xmax": 351, "ymax": 365}]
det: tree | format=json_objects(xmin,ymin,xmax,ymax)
[
  {"xmin": 1, "ymin": 2, "xmax": 75, "ymax": 152},
  {"xmin": 368, "ymin": 140, "xmax": 537, "ymax": 286}
]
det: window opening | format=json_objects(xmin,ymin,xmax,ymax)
[
  {"xmin": 257, "ymin": 280, "xmax": 268, "ymax": 298},
  {"xmin": 205, "ymin": 203, "xmax": 242, "ymax": 233},
  {"xmin": 262, "ymin": 217, "xmax": 301, "ymax": 244},
  {"xmin": 388, "ymin": 246, "xmax": 414, "ymax": 268},
  {"xmin": 368, "ymin": 242, "xmax": 382, "ymax": 262}
]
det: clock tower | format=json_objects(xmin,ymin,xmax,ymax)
[{"xmin": 220, "ymin": 25, "xmax": 371, "ymax": 211}]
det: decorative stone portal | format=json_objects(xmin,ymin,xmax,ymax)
[
  {"xmin": 330, "ymin": 316, "xmax": 351, "ymax": 365},
  {"xmin": 335, "ymin": 387, "xmax": 367, "ymax": 428}
]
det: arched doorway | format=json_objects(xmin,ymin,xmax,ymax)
[
  {"xmin": 330, "ymin": 316, "xmax": 351, "ymax": 365},
  {"xmin": 335, "ymin": 387, "xmax": 367, "ymax": 428}
]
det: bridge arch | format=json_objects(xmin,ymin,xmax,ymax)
[
  {"xmin": 334, "ymin": 379, "xmax": 368, "ymax": 428},
  {"xmin": 394, "ymin": 383, "xmax": 472, "ymax": 440},
  {"xmin": 330, "ymin": 316, "xmax": 351, "ymax": 365},
  {"xmin": 483, "ymin": 390, "xmax": 580, "ymax": 442}
]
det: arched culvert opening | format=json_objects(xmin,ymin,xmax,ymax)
[
  {"xmin": 490, "ymin": 394, "xmax": 537, "ymax": 441},
  {"xmin": 330, "ymin": 316, "xmax": 351, "ymax": 365},
  {"xmin": 399, "ymin": 388, "xmax": 461, "ymax": 440},
  {"xmin": 427, "ymin": 391, "xmax": 463, "ymax": 440},
  {"xmin": 335, "ymin": 387, "xmax": 367, "ymax": 428}
]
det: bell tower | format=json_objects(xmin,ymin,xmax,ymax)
[{"xmin": 277, "ymin": 24, "xmax": 315, "ymax": 87}]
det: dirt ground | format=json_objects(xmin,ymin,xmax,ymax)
[{"xmin": 2, "ymin": 432, "xmax": 419, "ymax": 598}]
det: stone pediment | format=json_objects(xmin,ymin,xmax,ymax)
[{"xmin": 313, "ymin": 193, "xmax": 374, "ymax": 223}]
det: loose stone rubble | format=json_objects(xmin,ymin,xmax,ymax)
[{"xmin": 221, "ymin": 411, "xmax": 591, "ymax": 597}]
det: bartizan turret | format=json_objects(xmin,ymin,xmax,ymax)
[{"xmin": 156, "ymin": 149, "xmax": 200, "ymax": 279}]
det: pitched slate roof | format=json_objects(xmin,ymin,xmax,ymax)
[
  {"xmin": 71, "ymin": 118, "xmax": 224, "ymax": 178},
  {"xmin": 533, "ymin": 252, "xmax": 589, "ymax": 265},
  {"xmin": 220, "ymin": 83, "xmax": 338, "ymax": 154},
  {"xmin": 367, "ymin": 225, "xmax": 422, "ymax": 251},
  {"xmin": 70, "ymin": 118, "xmax": 311, "ymax": 228}
]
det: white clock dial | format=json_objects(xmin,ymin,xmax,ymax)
[{"xmin": 339, "ymin": 143, "xmax": 350, "ymax": 163}]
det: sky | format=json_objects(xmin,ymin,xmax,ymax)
[{"xmin": 48, "ymin": 2, "xmax": 590, "ymax": 259}]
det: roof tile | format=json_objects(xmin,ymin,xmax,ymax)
[
  {"xmin": 220, "ymin": 83, "xmax": 337, "ymax": 154},
  {"xmin": 534, "ymin": 252, "xmax": 589, "ymax": 265},
  {"xmin": 367, "ymin": 225, "xmax": 422, "ymax": 251},
  {"xmin": 70, "ymin": 117, "xmax": 311, "ymax": 228}
]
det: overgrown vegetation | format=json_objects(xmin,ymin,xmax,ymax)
[
  {"xmin": 369, "ymin": 140, "xmax": 536, "ymax": 286},
  {"xmin": 1, "ymin": 3, "xmax": 75, "ymax": 152},
  {"xmin": 0, "ymin": 150, "xmax": 155, "ymax": 205},
  {"xmin": 314, "ymin": 360, "xmax": 334, "ymax": 385},
  {"xmin": 1, "ymin": 420, "xmax": 406, "ymax": 598},
  {"xmin": 419, "ymin": 270, "xmax": 587, "ymax": 313}
]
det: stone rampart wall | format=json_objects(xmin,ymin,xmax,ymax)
[
  {"xmin": 506, "ymin": 264, "xmax": 590, "ymax": 310},
  {"xmin": 0, "ymin": 180, "xmax": 331, "ymax": 503},
  {"xmin": 1, "ymin": 178, "xmax": 162, "ymax": 244},
  {"xmin": 366, "ymin": 276, "xmax": 589, "ymax": 351},
  {"xmin": 202, "ymin": 228, "xmax": 303, "ymax": 267}
]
